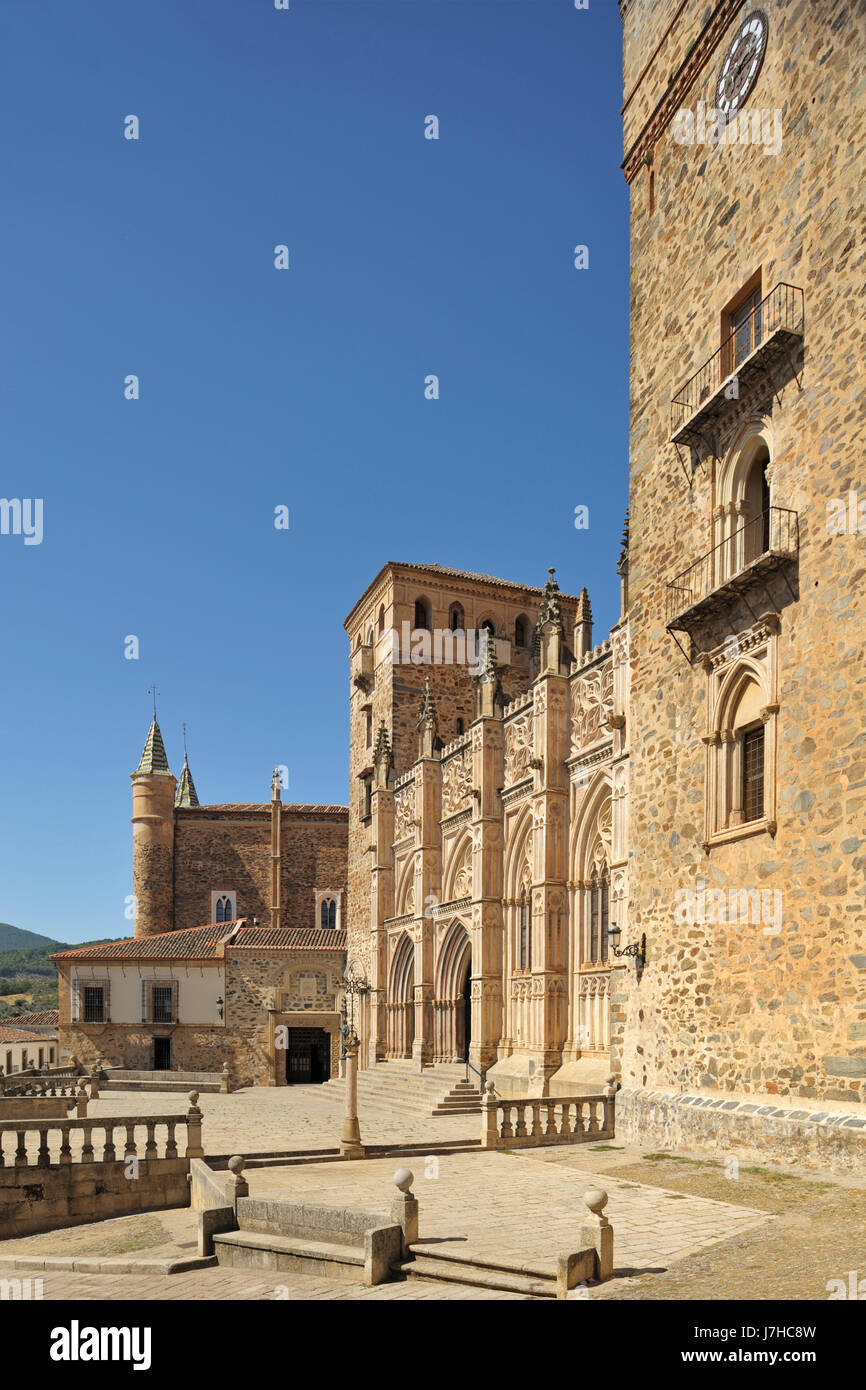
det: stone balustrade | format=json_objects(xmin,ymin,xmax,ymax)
[
  {"xmin": 0, "ymin": 1073, "xmax": 81, "ymax": 1101},
  {"xmin": 481, "ymin": 1081, "xmax": 616, "ymax": 1149},
  {"xmin": 0, "ymin": 1092, "xmax": 204, "ymax": 1169}
]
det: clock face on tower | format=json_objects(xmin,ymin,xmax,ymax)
[{"xmin": 716, "ymin": 9, "xmax": 769, "ymax": 116}]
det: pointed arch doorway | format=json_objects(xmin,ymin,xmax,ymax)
[{"xmin": 434, "ymin": 921, "xmax": 472, "ymax": 1062}]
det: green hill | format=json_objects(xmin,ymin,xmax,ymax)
[{"xmin": 0, "ymin": 923, "xmax": 63, "ymax": 952}]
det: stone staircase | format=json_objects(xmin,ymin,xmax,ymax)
[
  {"xmin": 394, "ymin": 1247, "xmax": 561, "ymax": 1298},
  {"xmin": 297, "ymin": 1060, "xmax": 482, "ymax": 1120}
]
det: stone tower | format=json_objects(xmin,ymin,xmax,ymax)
[
  {"xmin": 131, "ymin": 716, "xmax": 176, "ymax": 939},
  {"xmin": 343, "ymin": 561, "xmax": 581, "ymax": 1065},
  {"xmin": 616, "ymin": 0, "xmax": 866, "ymax": 1114}
]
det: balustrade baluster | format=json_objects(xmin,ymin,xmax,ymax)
[
  {"xmin": 124, "ymin": 1123, "xmax": 137, "ymax": 1159},
  {"xmin": 144, "ymin": 1122, "xmax": 158, "ymax": 1160},
  {"xmin": 545, "ymin": 1102, "xmax": 557, "ymax": 1136},
  {"xmin": 559, "ymin": 1103, "xmax": 572, "ymax": 1138},
  {"xmin": 37, "ymin": 1126, "xmax": 51, "ymax": 1168},
  {"xmin": 529, "ymin": 1101, "xmax": 542, "ymax": 1138},
  {"xmin": 514, "ymin": 1102, "xmax": 527, "ymax": 1138},
  {"xmin": 575, "ymin": 1102, "xmax": 587, "ymax": 1136},
  {"xmin": 500, "ymin": 1104, "xmax": 514, "ymax": 1141},
  {"xmin": 14, "ymin": 1129, "xmax": 28, "ymax": 1168},
  {"xmin": 101, "ymin": 1123, "xmax": 116, "ymax": 1163},
  {"xmin": 59, "ymin": 1123, "xmax": 72, "ymax": 1165},
  {"xmin": 0, "ymin": 1131, "xmax": 5, "ymax": 1168},
  {"xmin": 80, "ymin": 1122, "xmax": 94, "ymax": 1162},
  {"xmin": 587, "ymin": 1101, "xmax": 600, "ymax": 1134},
  {"xmin": 165, "ymin": 1120, "xmax": 178, "ymax": 1159}
]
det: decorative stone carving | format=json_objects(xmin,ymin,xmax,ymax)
[
  {"xmin": 394, "ymin": 788, "xmax": 414, "ymax": 842},
  {"xmin": 571, "ymin": 663, "xmax": 614, "ymax": 752},
  {"xmin": 442, "ymin": 750, "xmax": 472, "ymax": 814},
  {"xmin": 504, "ymin": 714, "xmax": 532, "ymax": 785}
]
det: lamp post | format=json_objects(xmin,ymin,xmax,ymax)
[{"xmin": 608, "ymin": 925, "xmax": 646, "ymax": 968}]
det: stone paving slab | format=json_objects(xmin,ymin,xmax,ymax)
[
  {"xmin": 244, "ymin": 1150, "xmax": 773, "ymax": 1274},
  {"xmin": 4, "ymin": 1086, "xmax": 477, "ymax": 1164},
  {"xmin": 0, "ymin": 1264, "xmax": 530, "ymax": 1300}
]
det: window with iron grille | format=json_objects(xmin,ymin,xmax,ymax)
[
  {"xmin": 83, "ymin": 985, "xmax": 105, "ymax": 1023},
  {"xmin": 152, "ymin": 985, "xmax": 174, "ymax": 1023},
  {"xmin": 518, "ymin": 892, "xmax": 530, "ymax": 970},
  {"xmin": 587, "ymin": 866, "xmax": 610, "ymax": 964},
  {"xmin": 742, "ymin": 725, "xmax": 765, "ymax": 822}
]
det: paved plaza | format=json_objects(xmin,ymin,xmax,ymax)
[{"xmin": 2, "ymin": 1085, "xmax": 863, "ymax": 1301}]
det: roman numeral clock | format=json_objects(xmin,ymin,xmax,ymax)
[{"xmin": 716, "ymin": 9, "xmax": 769, "ymax": 116}]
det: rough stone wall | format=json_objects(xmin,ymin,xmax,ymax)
[
  {"xmin": 0, "ymin": 1158, "xmax": 190, "ymax": 1240},
  {"xmin": 171, "ymin": 809, "xmax": 347, "ymax": 934},
  {"xmin": 618, "ymin": 0, "xmax": 866, "ymax": 1105},
  {"xmin": 174, "ymin": 813, "xmax": 271, "ymax": 931},
  {"xmin": 56, "ymin": 1022, "xmax": 231, "ymax": 1074}
]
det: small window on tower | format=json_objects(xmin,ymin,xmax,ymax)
[
  {"xmin": 321, "ymin": 898, "xmax": 337, "ymax": 930},
  {"xmin": 212, "ymin": 891, "xmax": 237, "ymax": 924},
  {"xmin": 456, "ymin": 718, "xmax": 464, "ymax": 736}
]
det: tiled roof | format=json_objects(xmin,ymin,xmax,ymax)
[
  {"xmin": 228, "ymin": 929, "xmax": 347, "ymax": 952},
  {"xmin": 175, "ymin": 754, "xmax": 200, "ymax": 808},
  {"xmin": 134, "ymin": 718, "xmax": 172, "ymax": 777},
  {"xmin": 0, "ymin": 1023, "xmax": 56, "ymax": 1043},
  {"xmin": 50, "ymin": 922, "xmax": 347, "ymax": 961},
  {"xmin": 5, "ymin": 1009, "xmax": 59, "ymax": 1028},
  {"xmin": 51, "ymin": 923, "xmax": 237, "ymax": 962}
]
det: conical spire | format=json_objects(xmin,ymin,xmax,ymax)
[
  {"xmin": 174, "ymin": 723, "xmax": 199, "ymax": 805},
  {"xmin": 576, "ymin": 587, "xmax": 593, "ymax": 623},
  {"xmin": 134, "ymin": 718, "xmax": 172, "ymax": 776}
]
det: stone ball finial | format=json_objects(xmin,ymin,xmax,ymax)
[
  {"xmin": 222, "ymin": 1062, "xmax": 230, "ymax": 1074},
  {"xmin": 188, "ymin": 1091, "xmax": 200, "ymax": 1107},
  {"xmin": 583, "ymin": 1188, "xmax": 608, "ymax": 1217},
  {"xmin": 393, "ymin": 1168, "xmax": 414, "ymax": 1193},
  {"xmin": 228, "ymin": 1155, "xmax": 246, "ymax": 1175}
]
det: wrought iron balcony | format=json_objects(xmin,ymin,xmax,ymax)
[
  {"xmin": 671, "ymin": 284, "xmax": 804, "ymax": 446},
  {"xmin": 665, "ymin": 506, "xmax": 798, "ymax": 636}
]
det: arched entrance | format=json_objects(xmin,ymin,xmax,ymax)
[
  {"xmin": 434, "ymin": 921, "xmax": 472, "ymax": 1062},
  {"xmin": 388, "ymin": 934, "xmax": 415, "ymax": 1059}
]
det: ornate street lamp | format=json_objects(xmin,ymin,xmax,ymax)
[
  {"xmin": 608, "ymin": 925, "xmax": 646, "ymax": 968},
  {"xmin": 340, "ymin": 960, "xmax": 369, "ymax": 1057}
]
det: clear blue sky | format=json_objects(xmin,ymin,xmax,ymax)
[{"xmin": 0, "ymin": 0, "xmax": 628, "ymax": 944}]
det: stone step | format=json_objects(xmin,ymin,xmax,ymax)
[
  {"xmin": 396, "ymin": 1252, "xmax": 554, "ymax": 1298},
  {"xmin": 214, "ymin": 1228, "xmax": 365, "ymax": 1279},
  {"xmin": 99, "ymin": 1078, "xmax": 222, "ymax": 1094}
]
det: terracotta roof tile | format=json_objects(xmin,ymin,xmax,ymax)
[
  {"xmin": 50, "ymin": 922, "xmax": 347, "ymax": 961},
  {"xmin": 0, "ymin": 1023, "xmax": 56, "ymax": 1043},
  {"xmin": 4, "ymin": 1010, "xmax": 59, "ymax": 1028},
  {"xmin": 228, "ymin": 929, "xmax": 347, "ymax": 952}
]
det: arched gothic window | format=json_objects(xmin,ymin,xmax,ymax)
[
  {"xmin": 449, "ymin": 603, "xmax": 465, "ymax": 632},
  {"xmin": 519, "ymin": 890, "xmax": 530, "ymax": 971},
  {"xmin": 514, "ymin": 616, "xmax": 527, "ymax": 647},
  {"xmin": 587, "ymin": 865, "xmax": 609, "ymax": 964},
  {"xmin": 414, "ymin": 599, "xmax": 431, "ymax": 631},
  {"xmin": 216, "ymin": 895, "xmax": 233, "ymax": 924},
  {"xmin": 320, "ymin": 897, "xmax": 337, "ymax": 931},
  {"xmin": 378, "ymin": 605, "xmax": 385, "ymax": 636}
]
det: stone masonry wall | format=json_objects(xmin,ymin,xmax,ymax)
[{"xmin": 618, "ymin": 0, "xmax": 866, "ymax": 1106}]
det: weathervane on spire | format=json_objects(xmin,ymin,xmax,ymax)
[{"xmin": 147, "ymin": 684, "xmax": 159, "ymax": 719}]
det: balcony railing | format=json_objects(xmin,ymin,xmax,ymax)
[
  {"xmin": 671, "ymin": 284, "xmax": 804, "ymax": 445},
  {"xmin": 666, "ymin": 506, "xmax": 798, "ymax": 633}
]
